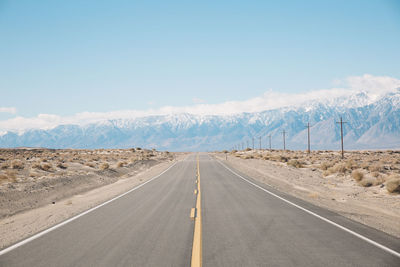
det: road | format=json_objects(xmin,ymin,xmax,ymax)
[{"xmin": 0, "ymin": 154, "xmax": 399, "ymax": 266}]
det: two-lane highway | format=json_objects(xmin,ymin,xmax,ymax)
[{"xmin": 0, "ymin": 153, "xmax": 399, "ymax": 266}]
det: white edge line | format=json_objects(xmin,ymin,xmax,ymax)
[
  {"xmin": 0, "ymin": 160, "xmax": 179, "ymax": 256},
  {"xmin": 217, "ymin": 159, "xmax": 400, "ymax": 259}
]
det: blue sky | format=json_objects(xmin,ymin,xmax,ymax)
[{"xmin": 1, "ymin": 0, "xmax": 400, "ymax": 120}]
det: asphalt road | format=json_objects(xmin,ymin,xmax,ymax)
[{"xmin": 1, "ymin": 153, "xmax": 399, "ymax": 266}]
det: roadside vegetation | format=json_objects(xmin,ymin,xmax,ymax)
[
  {"xmin": 226, "ymin": 149, "xmax": 400, "ymax": 194},
  {"xmin": 0, "ymin": 148, "xmax": 173, "ymax": 186}
]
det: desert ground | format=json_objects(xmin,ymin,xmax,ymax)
[
  {"xmin": 215, "ymin": 149, "xmax": 400, "ymax": 237},
  {"xmin": 0, "ymin": 148, "xmax": 180, "ymax": 248}
]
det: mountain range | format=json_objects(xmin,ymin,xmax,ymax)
[{"xmin": 1, "ymin": 89, "xmax": 399, "ymax": 151}]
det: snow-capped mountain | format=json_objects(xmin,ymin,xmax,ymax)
[{"xmin": 1, "ymin": 89, "xmax": 399, "ymax": 151}]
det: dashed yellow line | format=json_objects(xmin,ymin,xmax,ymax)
[
  {"xmin": 191, "ymin": 155, "xmax": 202, "ymax": 267},
  {"xmin": 190, "ymin": 208, "xmax": 196, "ymax": 220}
]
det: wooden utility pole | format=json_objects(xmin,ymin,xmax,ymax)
[
  {"xmin": 268, "ymin": 135, "xmax": 272, "ymax": 151},
  {"xmin": 336, "ymin": 117, "xmax": 347, "ymax": 159},
  {"xmin": 246, "ymin": 140, "xmax": 249, "ymax": 149},
  {"xmin": 259, "ymin": 136, "xmax": 262, "ymax": 150},
  {"xmin": 282, "ymin": 130, "xmax": 286, "ymax": 151},
  {"xmin": 305, "ymin": 122, "xmax": 311, "ymax": 154},
  {"xmin": 252, "ymin": 137, "xmax": 254, "ymax": 150}
]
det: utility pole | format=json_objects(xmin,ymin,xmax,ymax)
[
  {"xmin": 252, "ymin": 137, "xmax": 254, "ymax": 150},
  {"xmin": 282, "ymin": 130, "xmax": 286, "ymax": 151},
  {"xmin": 305, "ymin": 122, "xmax": 311, "ymax": 154},
  {"xmin": 336, "ymin": 117, "xmax": 347, "ymax": 159},
  {"xmin": 259, "ymin": 136, "xmax": 262, "ymax": 150},
  {"xmin": 268, "ymin": 135, "xmax": 272, "ymax": 151},
  {"xmin": 246, "ymin": 140, "xmax": 249, "ymax": 149}
]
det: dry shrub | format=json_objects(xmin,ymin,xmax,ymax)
[
  {"xmin": 40, "ymin": 163, "xmax": 53, "ymax": 171},
  {"xmin": 351, "ymin": 170, "xmax": 364, "ymax": 182},
  {"xmin": 369, "ymin": 163, "xmax": 383, "ymax": 173},
  {"xmin": 243, "ymin": 155, "xmax": 254, "ymax": 159},
  {"xmin": 99, "ymin": 163, "xmax": 109, "ymax": 170},
  {"xmin": 332, "ymin": 163, "xmax": 347, "ymax": 174},
  {"xmin": 320, "ymin": 161, "xmax": 332, "ymax": 171},
  {"xmin": 254, "ymin": 154, "xmax": 263, "ymax": 159},
  {"xmin": 386, "ymin": 176, "xmax": 400, "ymax": 193},
  {"xmin": 371, "ymin": 172, "xmax": 380, "ymax": 178},
  {"xmin": 85, "ymin": 162, "xmax": 95, "ymax": 168},
  {"xmin": 345, "ymin": 160, "xmax": 356, "ymax": 170},
  {"xmin": 57, "ymin": 162, "xmax": 68, "ymax": 169},
  {"xmin": 11, "ymin": 160, "xmax": 25, "ymax": 170},
  {"xmin": 1, "ymin": 162, "xmax": 9, "ymax": 170},
  {"xmin": 117, "ymin": 161, "xmax": 125, "ymax": 167},
  {"xmin": 360, "ymin": 162, "xmax": 370, "ymax": 170},
  {"xmin": 374, "ymin": 176, "xmax": 385, "ymax": 186},
  {"xmin": 276, "ymin": 156, "xmax": 288, "ymax": 163},
  {"xmin": 288, "ymin": 160, "xmax": 303, "ymax": 168},
  {"xmin": 359, "ymin": 178, "xmax": 374, "ymax": 187},
  {"xmin": 32, "ymin": 162, "xmax": 41, "ymax": 169},
  {"xmin": 245, "ymin": 148, "xmax": 252, "ymax": 151}
]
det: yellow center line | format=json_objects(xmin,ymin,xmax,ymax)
[
  {"xmin": 191, "ymin": 155, "xmax": 202, "ymax": 267},
  {"xmin": 190, "ymin": 208, "xmax": 196, "ymax": 220}
]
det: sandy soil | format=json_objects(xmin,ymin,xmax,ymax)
[
  {"xmin": 0, "ymin": 149, "xmax": 185, "ymax": 249},
  {"xmin": 215, "ymin": 152, "xmax": 400, "ymax": 238}
]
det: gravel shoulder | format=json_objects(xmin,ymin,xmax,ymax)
[{"xmin": 214, "ymin": 153, "xmax": 400, "ymax": 238}]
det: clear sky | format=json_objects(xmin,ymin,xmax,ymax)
[{"xmin": 1, "ymin": 0, "xmax": 400, "ymax": 119}]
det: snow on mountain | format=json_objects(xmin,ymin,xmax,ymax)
[{"xmin": 0, "ymin": 89, "xmax": 399, "ymax": 151}]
